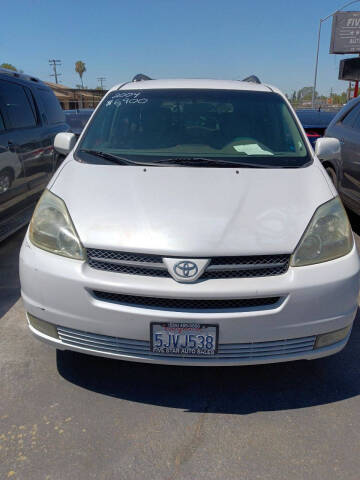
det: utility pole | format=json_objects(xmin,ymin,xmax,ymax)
[
  {"xmin": 97, "ymin": 77, "xmax": 106, "ymax": 90},
  {"xmin": 49, "ymin": 59, "xmax": 62, "ymax": 84}
]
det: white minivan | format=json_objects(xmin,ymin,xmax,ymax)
[{"xmin": 20, "ymin": 77, "xmax": 360, "ymax": 366}]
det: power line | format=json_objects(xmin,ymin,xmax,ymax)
[
  {"xmin": 49, "ymin": 59, "xmax": 62, "ymax": 84},
  {"xmin": 97, "ymin": 77, "xmax": 106, "ymax": 89}
]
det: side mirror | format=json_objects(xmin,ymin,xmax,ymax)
[
  {"xmin": 315, "ymin": 137, "xmax": 341, "ymax": 161},
  {"xmin": 54, "ymin": 132, "xmax": 77, "ymax": 156}
]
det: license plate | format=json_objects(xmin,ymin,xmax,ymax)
[{"xmin": 150, "ymin": 323, "xmax": 218, "ymax": 356}]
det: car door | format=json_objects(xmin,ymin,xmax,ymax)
[
  {"xmin": 0, "ymin": 88, "xmax": 29, "ymax": 230},
  {"xmin": 32, "ymin": 86, "xmax": 69, "ymax": 170},
  {"xmin": 341, "ymin": 110, "xmax": 360, "ymax": 209},
  {"xmin": 333, "ymin": 103, "xmax": 360, "ymax": 207},
  {"xmin": 0, "ymin": 79, "xmax": 52, "ymax": 207}
]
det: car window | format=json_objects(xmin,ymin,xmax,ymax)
[
  {"xmin": 0, "ymin": 79, "xmax": 37, "ymax": 129},
  {"xmin": 341, "ymin": 104, "xmax": 360, "ymax": 128},
  {"xmin": 79, "ymin": 89, "xmax": 310, "ymax": 168},
  {"xmin": 36, "ymin": 88, "xmax": 65, "ymax": 125}
]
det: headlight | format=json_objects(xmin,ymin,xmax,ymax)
[
  {"xmin": 291, "ymin": 197, "xmax": 353, "ymax": 267},
  {"xmin": 29, "ymin": 190, "xmax": 85, "ymax": 260}
]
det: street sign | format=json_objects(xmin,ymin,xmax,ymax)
[
  {"xmin": 339, "ymin": 57, "xmax": 360, "ymax": 81},
  {"xmin": 330, "ymin": 11, "xmax": 360, "ymax": 54}
]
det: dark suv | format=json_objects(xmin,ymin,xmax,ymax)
[{"xmin": 0, "ymin": 68, "xmax": 69, "ymax": 241}]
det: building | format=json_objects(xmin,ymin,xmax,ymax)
[{"xmin": 45, "ymin": 82, "xmax": 107, "ymax": 110}]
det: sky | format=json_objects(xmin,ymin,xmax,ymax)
[{"xmin": 1, "ymin": 0, "xmax": 359, "ymax": 96}]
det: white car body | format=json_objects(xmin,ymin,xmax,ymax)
[{"xmin": 20, "ymin": 78, "xmax": 360, "ymax": 366}]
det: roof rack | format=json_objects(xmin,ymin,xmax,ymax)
[
  {"xmin": 242, "ymin": 75, "xmax": 261, "ymax": 84},
  {"xmin": 132, "ymin": 73, "xmax": 152, "ymax": 82}
]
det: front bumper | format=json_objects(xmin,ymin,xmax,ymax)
[{"xmin": 20, "ymin": 234, "xmax": 360, "ymax": 366}]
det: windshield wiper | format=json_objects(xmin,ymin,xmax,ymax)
[
  {"xmin": 78, "ymin": 150, "xmax": 279, "ymax": 168},
  {"xmin": 78, "ymin": 149, "xmax": 157, "ymax": 166},
  {"xmin": 151, "ymin": 157, "xmax": 275, "ymax": 168}
]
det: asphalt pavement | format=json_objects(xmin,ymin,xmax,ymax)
[{"xmin": 1, "ymin": 224, "xmax": 360, "ymax": 480}]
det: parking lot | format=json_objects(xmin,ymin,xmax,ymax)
[{"xmin": 0, "ymin": 222, "xmax": 359, "ymax": 480}]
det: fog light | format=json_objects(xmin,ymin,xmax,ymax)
[
  {"xmin": 27, "ymin": 313, "xmax": 59, "ymax": 339},
  {"xmin": 315, "ymin": 326, "xmax": 351, "ymax": 349}
]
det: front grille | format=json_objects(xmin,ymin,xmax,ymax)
[
  {"xmin": 89, "ymin": 262, "xmax": 170, "ymax": 277},
  {"xmin": 92, "ymin": 291, "xmax": 281, "ymax": 311},
  {"xmin": 88, "ymin": 249, "xmax": 161, "ymax": 264},
  {"xmin": 87, "ymin": 248, "xmax": 169, "ymax": 277},
  {"xmin": 203, "ymin": 254, "xmax": 290, "ymax": 279},
  {"xmin": 86, "ymin": 248, "xmax": 290, "ymax": 280},
  {"xmin": 57, "ymin": 326, "xmax": 316, "ymax": 360}
]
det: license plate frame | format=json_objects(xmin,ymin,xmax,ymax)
[{"xmin": 150, "ymin": 322, "xmax": 218, "ymax": 357}]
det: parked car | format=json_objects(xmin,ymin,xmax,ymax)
[
  {"xmin": 64, "ymin": 108, "xmax": 93, "ymax": 136},
  {"xmin": 0, "ymin": 67, "xmax": 69, "ymax": 242},
  {"xmin": 323, "ymin": 97, "xmax": 360, "ymax": 214},
  {"xmin": 20, "ymin": 77, "xmax": 359, "ymax": 367},
  {"xmin": 296, "ymin": 109, "xmax": 338, "ymax": 148}
]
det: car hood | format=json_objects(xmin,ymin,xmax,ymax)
[{"xmin": 50, "ymin": 159, "xmax": 333, "ymax": 256}]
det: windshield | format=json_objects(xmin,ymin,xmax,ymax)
[{"xmin": 77, "ymin": 89, "xmax": 310, "ymax": 167}]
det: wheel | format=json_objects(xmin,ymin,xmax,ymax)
[
  {"xmin": 325, "ymin": 166, "xmax": 338, "ymax": 188},
  {"xmin": 0, "ymin": 169, "xmax": 13, "ymax": 194}
]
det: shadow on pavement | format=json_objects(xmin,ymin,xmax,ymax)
[
  {"xmin": 0, "ymin": 228, "xmax": 26, "ymax": 318},
  {"xmin": 57, "ymin": 309, "xmax": 360, "ymax": 414}
]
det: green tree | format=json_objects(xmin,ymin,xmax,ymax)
[
  {"xmin": 0, "ymin": 63, "xmax": 17, "ymax": 71},
  {"xmin": 297, "ymin": 87, "xmax": 317, "ymax": 101},
  {"xmin": 75, "ymin": 61, "xmax": 86, "ymax": 88},
  {"xmin": 331, "ymin": 92, "xmax": 348, "ymax": 105}
]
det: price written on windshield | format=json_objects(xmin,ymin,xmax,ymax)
[{"xmin": 106, "ymin": 92, "xmax": 148, "ymax": 107}]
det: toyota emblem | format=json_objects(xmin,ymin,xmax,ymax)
[{"xmin": 173, "ymin": 261, "xmax": 198, "ymax": 278}]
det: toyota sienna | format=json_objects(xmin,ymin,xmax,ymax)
[{"xmin": 20, "ymin": 77, "xmax": 360, "ymax": 366}]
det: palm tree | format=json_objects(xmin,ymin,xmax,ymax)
[{"xmin": 75, "ymin": 61, "xmax": 86, "ymax": 88}]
